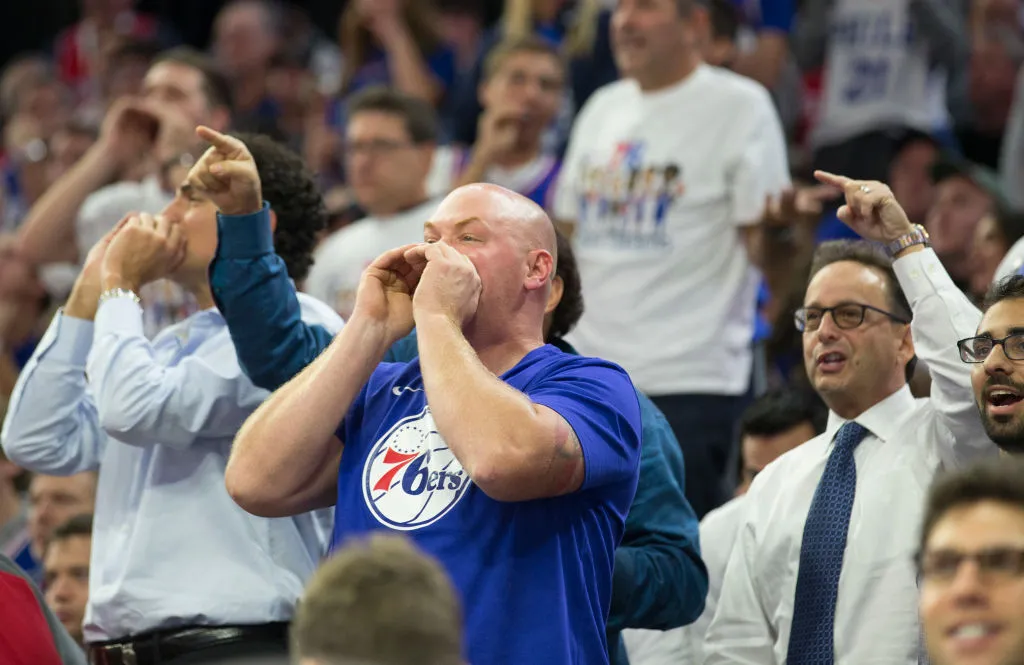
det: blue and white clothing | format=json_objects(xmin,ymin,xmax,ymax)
[
  {"xmin": 428, "ymin": 147, "xmax": 562, "ymax": 210},
  {"xmin": 331, "ymin": 346, "xmax": 643, "ymax": 665},
  {"xmin": 1, "ymin": 292, "xmax": 343, "ymax": 643}
]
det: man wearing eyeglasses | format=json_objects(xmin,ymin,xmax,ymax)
[
  {"xmin": 705, "ymin": 170, "xmax": 998, "ymax": 665},
  {"xmin": 961, "ymin": 275, "xmax": 1024, "ymax": 457},
  {"xmin": 918, "ymin": 457, "xmax": 1024, "ymax": 665}
]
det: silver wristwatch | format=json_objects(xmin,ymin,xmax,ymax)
[
  {"xmin": 886, "ymin": 224, "xmax": 931, "ymax": 257},
  {"xmin": 98, "ymin": 287, "xmax": 141, "ymax": 306}
]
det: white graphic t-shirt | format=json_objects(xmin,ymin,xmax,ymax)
[{"xmin": 554, "ymin": 65, "xmax": 790, "ymax": 395}]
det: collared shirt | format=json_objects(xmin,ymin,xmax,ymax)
[
  {"xmin": 1, "ymin": 292, "xmax": 343, "ymax": 642},
  {"xmin": 703, "ymin": 249, "xmax": 996, "ymax": 665}
]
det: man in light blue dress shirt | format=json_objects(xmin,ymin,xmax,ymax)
[{"xmin": 1, "ymin": 133, "xmax": 343, "ymax": 665}]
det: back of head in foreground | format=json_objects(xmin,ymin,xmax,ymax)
[{"xmin": 291, "ymin": 533, "xmax": 464, "ymax": 665}]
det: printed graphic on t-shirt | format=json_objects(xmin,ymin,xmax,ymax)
[
  {"xmin": 830, "ymin": 8, "xmax": 917, "ymax": 106},
  {"xmin": 576, "ymin": 141, "xmax": 684, "ymax": 250},
  {"xmin": 362, "ymin": 406, "xmax": 472, "ymax": 530}
]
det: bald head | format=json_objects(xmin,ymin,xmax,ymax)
[{"xmin": 434, "ymin": 184, "xmax": 557, "ymax": 264}]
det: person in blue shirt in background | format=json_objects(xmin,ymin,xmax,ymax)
[{"xmin": 207, "ymin": 139, "xmax": 707, "ymax": 665}]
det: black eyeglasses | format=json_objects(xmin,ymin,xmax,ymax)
[
  {"xmin": 794, "ymin": 303, "xmax": 911, "ymax": 333},
  {"xmin": 915, "ymin": 546, "xmax": 1024, "ymax": 583},
  {"xmin": 958, "ymin": 333, "xmax": 1024, "ymax": 363}
]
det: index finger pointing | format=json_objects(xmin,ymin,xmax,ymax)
[
  {"xmin": 196, "ymin": 125, "xmax": 246, "ymax": 154},
  {"xmin": 813, "ymin": 170, "xmax": 853, "ymax": 189}
]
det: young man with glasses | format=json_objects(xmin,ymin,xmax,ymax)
[
  {"xmin": 960, "ymin": 274, "xmax": 1024, "ymax": 456},
  {"xmin": 705, "ymin": 171, "xmax": 999, "ymax": 665},
  {"xmin": 918, "ymin": 457, "xmax": 1024, "ymax": 665}
]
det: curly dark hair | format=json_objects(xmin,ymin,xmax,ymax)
[
  {"xmin": 547, "ymin": 229, "xmax": 584, "ymax": 342},
  {"xmin": 234, "ymin": 132, "xmax": 325, "ymax": 282}
]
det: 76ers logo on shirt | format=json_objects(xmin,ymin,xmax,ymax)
[{"xmin": 362, "ymin": 406, "xmax": 471, "ymax": 530}]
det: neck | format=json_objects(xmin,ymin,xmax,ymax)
[
  {"xmin": 492, "ymin": 141, "xmax": 542, "ymax": 169},
  {"xmin": 0, "ymin": 483, "xmax": 22, "ymax": 528},
  {"xmin": 635, "ymin": 51, "xmax": 702, "ymax": 92},
  {"xmin": 367, "ymin": 190, "xmax": 428, "ymax": 218},
  {"xmin": 179, "ymin": 275, "xmax": 217, "ymax": 310},
  {"xmin": 464, "ymin": 311, "xmax": 547, "ymax": 375}
]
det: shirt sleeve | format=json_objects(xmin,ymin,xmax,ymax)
[
  {"xmin": 1, "ymin": 311, "xmax": 106, "ymax": 476},
  {"xmin": 86, "ymin": 297, "xmax": 269, "ymax": 450},
  {"xmin": 728, "ymin": 87, "xmax": 791, "ymax": 227},
  {"xmin": 608, "ymin": 392, "xmax": 708, "ymax": 632},
  {"xmin": 527, "ymin": 357, "xmax": 642, "ymax": 491},
  {"xmin": 703, "ymin": 494, "xmax": 775, "ymax": 665},
  {"xmin": 209, "ymin": 203, "xmax": 337, "ymax": 391},
  {"xmin": 894, "ymin": 248, "xmax": 996, "ymax": 467},
  {"xmin": 756, "ymin": 0, "xmax": 795, "ymax": 32}
]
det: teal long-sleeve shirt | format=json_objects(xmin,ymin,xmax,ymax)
[{"xmin": 209, "ymin": 207, "xmax": 708, "ymax": 664}]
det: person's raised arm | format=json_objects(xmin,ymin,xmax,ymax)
[
  {"xmin": 199, "ymin": 126, "xmax": 338, "ymax": 391},
  {"xmin": 814, "ymin": 170, "xmax": 991, "ymax": 465},
  {"xmin": 225, "ymin": 242, "xmax": 424, "ymax": 518},
  {"xmin": 16, "ymin": 99, "xmax": 159, "ymax": 265}
]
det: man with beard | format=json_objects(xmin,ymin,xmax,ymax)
[{"xmin": 962, "ymin": 274, "xmax": 1024, "ymax": 455}]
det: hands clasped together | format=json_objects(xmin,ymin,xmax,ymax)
[{"xmin": 355, "ymin": 240, "xmax": 482, "ymax": 346}]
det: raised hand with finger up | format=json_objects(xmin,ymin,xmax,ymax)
[
  {"xmin": 187, "ymin": 126, "xmax": 263, "ymax": 216},
  {"xmin": 813, "ymin": 170, "xmax": 915, "ymax": 243}
]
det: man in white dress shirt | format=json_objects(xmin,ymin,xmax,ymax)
[
  {"xmin": 962, "ymin": 275, "xmax": 1024, "ymax": 457},
  {"xmin": 704, "ymin": 171, "xmax": 998, "ymax": 665},
  {"xmin": 1, "ymin": 132, "xmax": 343, "ymax": 664}
]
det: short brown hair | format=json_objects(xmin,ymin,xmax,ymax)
[
  {"xmin": 917, "ymin": 457, "xmax": 1024, "ymax": 561},
  {"xmin": 152, "ymin": 46, "xmax": 233, "ymax": 113},
  {"xmin": 808, "ymin": 240, "xmax": 916, "ymax": 381},
  {"xmin": 346, "ymin": 86, "xmax": 439, "ymax": 144},
  {"xmin": 482, "ymin": 35, "xmax": 565, "ymax": 82},
  {"xmin": 47, "ymin": 514, "xmax": 93, "ymax": 554},
  {"xmin": 292, "ymin": 534, "xmax": 463, "ymax": 665}
]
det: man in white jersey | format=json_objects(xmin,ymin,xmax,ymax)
[
  {"xmin": 793, "ymin": 0, "xmax": 965, "ymax": 182},
  {"xmin": 553, "ymin": 0, "xmax": 789, "ymax": 517},
  {"xmin": 704, "ymin": 171, "xmax": 997, "ymax": 665},
  {"xmin": 303, "ymin": 87, "xmax": 441, "ymax": 319}
]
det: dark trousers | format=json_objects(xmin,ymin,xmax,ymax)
[{"xmin": 649, "ymin": 392, "xmax": 751, "ymax": 519}]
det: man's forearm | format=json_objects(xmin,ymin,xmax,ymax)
[
  {"xmin": 17, "ymin": 146, "xmax": 118, "ymax": 264},
  {"xmin": 226, "ymin": 315, "xmax": 390, "ymax": 516},
  {"xmin": 415, "ymin": 313, "xmax": 560, "ymax": 499}
]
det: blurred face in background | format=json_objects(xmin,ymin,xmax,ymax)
[
  {"xmin": 736, "ymin": 421, "xmax": 816, "ymax": 496},
  {"xmin": 27, "ymin": 475, "xmax": 96, "ymax": 559},
  {"xmin": 213, "ymin": 1, "xmax": 278, "ymax": 78},
  {"xmin": 889, "ymin": 139, "xmax": 938, "ymax": 226},
  {"xmin": 47, "ymin": 125, "xmax": 97, "ymax": 184},
  {"xmin": 968, "ymin": 214, "xmax": 1010, "ymax": 300},
  {"xmin": 612, "ymin": 0, "xmax": 705, "ymax": 89},
  {"xmin": 480, "ymin": 49, "xmax": 565, "ymax": 147},
  {"xmin": 344, "ymin": 110, "xmax": 433, "ymax": 216},
  {"xmin": 44, "ymin": 533, "xmax": 91, "ymax": 645},
  {"xmin": 141, "ymin": 61, "xmax": 227, "ymax": 133},
  {"xmin": 927, "ymin": 177, "xmax": 992, "ymax": 284}
]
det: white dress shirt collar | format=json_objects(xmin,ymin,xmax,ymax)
[{"xmin": 824, "ymin": 384, "xmax": 917, "ymax": 448}]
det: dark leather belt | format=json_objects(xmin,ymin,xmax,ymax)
[{"xmin": 87, "ymin": 622, "xmax": 289, "ymax": 665}]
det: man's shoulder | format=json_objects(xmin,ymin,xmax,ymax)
[
  {"xmin": 748, "ymin": 431, "xmax": 828, "ymax": 496},
  {"xmin": 701, "ymin": 495, "xmax": 747, "ymax": 539},
  {"xmin": 574, "ymin": 79, "xmax": 639, "ymax": 124}
]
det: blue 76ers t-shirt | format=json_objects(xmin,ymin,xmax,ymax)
[{"xmin": 333, "ymin": 344, "xmax": 643, "ymax": 665}]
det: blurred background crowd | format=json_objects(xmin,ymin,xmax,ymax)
[{"xmin": 1, "ymin": 0, "xmax": 1023, "ymax": 663}]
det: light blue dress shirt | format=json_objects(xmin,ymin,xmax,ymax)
[{"xmin": 1, "ymin": 292, "xmax": 344, "ymax": 643}]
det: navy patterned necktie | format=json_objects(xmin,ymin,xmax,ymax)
[{"xmin": 787, "ymin": 420, "xmax": 870, "ymax": 665}]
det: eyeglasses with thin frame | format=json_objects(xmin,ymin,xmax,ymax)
[
  {"xmin": 794, "ymin": 303, "xmax": 911, "ymax": 333},
  {"xmin": 957, "ymin": 333, "xmax": 1024, "ymax": 363},
  {"xmin": 914, "ymin": 546, "xmax": 1024, "ymax": 583}
]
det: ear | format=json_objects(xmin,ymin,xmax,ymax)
[
  {"xmin": 898, "ymin": 323, "xmax": 916, "ymax": 367},
  {"xmin": 268, "ymin": 208, "xmax": 278, "ymax": 233},
  {"xmin": 525, "ymin": 249, "xmax": 555, "ymax": 292},
  {"xmin": 545, "ymin": 275, "xmax": 564, "ymax": 316}
]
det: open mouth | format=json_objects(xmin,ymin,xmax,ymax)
[
  {"xmin": 816, "ymin": 351, "xmax": 847, "ymax": 373},
  {"xmin": 985, "ymin": 386, "xmax": 1023, "ymax": 412},
  {"xmin": 946, "ymin": 622, "xmax": 1001, "ymax": 652}
]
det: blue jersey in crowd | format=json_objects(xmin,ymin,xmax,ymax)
[{"xmin": 331, "ymin": 345, "xmax": 643, "ymax": 665}]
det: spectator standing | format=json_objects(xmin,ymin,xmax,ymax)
[
  {"xmin": 553, "ymin": 0, "xmax": 790, "ymax": 517},
  {"xmin": 705, "ymin": 173, "xmax": 996, "ymax": 664},
  {"xmin": 2, "ymin": 132, "xmax": 342, "ymax": 664}
]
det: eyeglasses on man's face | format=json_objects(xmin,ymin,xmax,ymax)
[
  {"xmin": 794, "ymin": 303, "xmax": 911, "ymax": 333},
  {"xmin": 915, "ymin": 546, "xmax": 1024, "ymax": 583},
  {"xmin": 958, "ymin": 333, "xmax": 1024, "ymax": 363}
]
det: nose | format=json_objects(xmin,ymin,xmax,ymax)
[
  {"xmin": 983, "ymin": 342, "xmax": 1014, "ymax": 378},
  {"xmin": 49, "ymin": 575, "xmax": 74, "ymax": 601},
  {"xmin": 813, "ymin": 311, "xmax": 843, "ymax": 342},
  {"xmin": 945, "ymin": 559, "xmax": 989, "ymax": 606}
]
